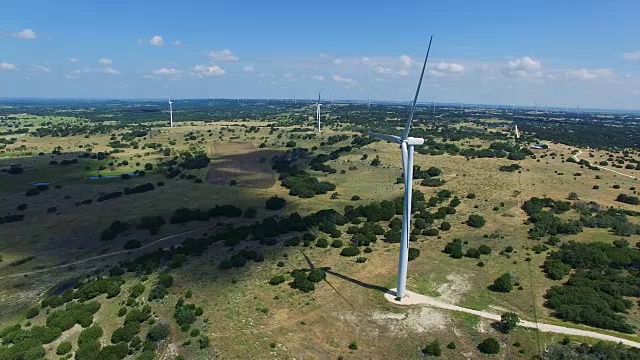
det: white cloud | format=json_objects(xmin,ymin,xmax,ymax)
[
  {"xmin": 191, "ymin": 64, "xmax": 225, "ymax": 77},
  {"xmin": 398, "ymin": 69, "xmax": 409, "ymax": 76},
  {"xmin": 98, "ymin": 58, "xmax": 112, "ymax": 65},
  {"xmin": 623, "ymin": 51, "xmax": 640, "ymax": 60},
  {"xmin": 502, "ymin": 56, "xmax": 542, "ymax": 79},
  {"xmin": 65, "ymin": 74, "xmax": 78, "ymax": 79},
  {"xmin": 243, "ymin": 66, "xmax": 254, "ymax": 73},
  {"xmin": 153, "ymin": 68, "xmax": 182, "ymax": 76},
  {"xmin": 429, "ymin": 61, "xmax": 466, "ymax": 77},
  {"xmin": 373, "ymin": 65, "xmax": 393, "ymax": 75},
  {"xmin": 399, "ymin": 55, "xmax": 414, "ymax": 68},
  {"xmin": 311, "ymin": 75, "xmax": 324, "ymax": 81},
  {"xmin": 283, "ymin": 73, "xmax": 293, "ymax": 79},
  {"xmin": 101, "ymin": 68, "xmax": 120, "ymax": 75},
  {"xmin": 29, "ymin": 64, "xmax": 50, "ymax": 73},
  {"xmin": 0, "ymin": 62, "xmax": 17, "ymax": 71},
  {"xmin": 173, "ymin": 40, "xmax": 182, "ymax": 46},
  {"xmin": 69, "ymin": 58, "xmax": 79, "ymax": 63},
  {"xmin": 332, "ymin": 74, "xmax": 356, "ymax": 85},
  {"xmin": 13, "ymin": 29, "xmax": 37, "ymax": 39},
  {"xmin": 566, "ymin": 68, "xmax": 616, "ymax": 80},
  {"xmin": 149, "ymin": 35, "xmax": 164, "ymax": 46},
  {"xmin": 207, "ymin": 49, "xmax": 238, "ymax": 62},
  {"xmin": 333, "ymin": 58, "xmax": 343, "ymax": 65}
]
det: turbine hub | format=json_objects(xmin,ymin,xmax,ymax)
[{"xmin": 404, "ymin": 137, "xmax": 425, "ymax": 146}]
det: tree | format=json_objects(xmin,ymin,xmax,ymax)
[
  {"xmin": 465, "ymin": 248, "xmax": 481, "ymax": 259},
  {"xmin": 307, "ymin": 269, "xmax": 326, "ymax": 282},
  {"xmin": 316, "ymin": 237, "xmax": 329, "ymax": 248},
  {"xmin": 466, "ymin": 215, "xmax": 486, "ymax": 228},
  {"xmin": 56, "ymin": 341, "xmax": 72, "ymax": 355},
  {"xmin": 340, "ymin": 247, "xmax": 361, "ymax": 257},
  {"xmin": 478, "ymin": 338, "xmax": 500, "ymax": 354},
  {"xmin": 408, "ymin": 248, "xmax": 420, "ymax": 261},
  {"xmin": 269, "ymin": 275, "xmax": 285, "ymax": 285},
  {"xmin": 500, "ymin": 312, "xmax": 520, "ymax": 333},
  {"xmin": 567, "ymin": 192, "xmax": 579, "ymax": 200},
  {"xmin": 147, "ymin": 322, "xmax": 170, "ymax": 342},
  {"xmin": 478, "ymin": 244, "xmax": 492, "ymax": 255},
  {"xmin": 491, "ymin": 273, "xmax": 513, "ymax": 292},
  {"xmin": 265, "ymin": 196, "xmax": 286, "ymax": 210},
  {"xmin": 422, "ymin": 340, "xmax": 441, "ymax": 357}
]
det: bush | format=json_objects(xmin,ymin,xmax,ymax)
[
  {"xmin": 466, "ymin": 214, "xmax": 486, "ymax": 228},
  {"xmin": 348, "ymin": 342, "xmax": 358, "ymax": 350},
  {"xmin": 147, "ymin": 322, "xmax": 170, "ymax": 342},
  {"xmin": 56, "ymin": 341, "xmax": 72, "ymax": 355},
  {"xmin": 265, "ymin": 196, "xmax": 286, "ymax": 210},
  {"xmin": 331, "ymin": 239, "xmax": 344, "ymax": 248},
  {"xmin": 500, "ymin": 312, "xmax": 520, "ymax": 333},
  {"xmin": 269, "ymin": 275, "xmax": 285, "ymax": 285},
  {"xmin": 491, "ymin": 273, "xmax": 513, "ymax": 292},
  {"xmin": 444, "ymin": 239, "xmax": 463, "ymax": 259},
  {"xmin": 307, "ymin": 269, "xmax": 326, "ymax": 282},
  {"xmin": 25, "ymin": 307, "xmax": 39, "ymax": 319},
  {"xmin": 447, "ymin": 342, "xmax": 456, "ymax": 350},
  {"xmin": 408, "ymin": 248, "xmax": 420, "ymax": 261},
  {"xmin": 123, "ymin": 239, "xmax": 142, "ymax": 250},
  {"xmin": 340, "ymin": 247, "xmax": 361, "ymax": 257},
  {"xmin": 351, "ymin": 195, "xmax": 361, "ymax": 201},
  {"xmin": 465, "ymin": 248, "xmax": 481, "ymax": 259},
  {"xmin": 478, "ymin": 337, "xmax": 500, "ymax": 354},
  {"xmin": 478, "ymin": 244, "xmax": 492, "ymax": 255},
  {"xmin": 244, "ymin": 208, "xmax": 257, "ymax": 218},
  {"xmin": 422, "ymin": 340, "xmax": 441, "ymax": 356},
  {"xmin": 316, "ymin": 237, "xmax": 329, "ymax": 248}
]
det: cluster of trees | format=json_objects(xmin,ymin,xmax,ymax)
[
  {"xmin": 457, "ymin": 142, "xmax": 532, "ymax": 160},
  {"xmin": 148, "ymin": 274, "xmax": 174, "ymax": 301},
  {"xmin": 616, "ymin": 193, "xmax": 640, "ymax": 205},
  {"xmin": 219, "ymin": 249, "xmax": 265, "ymax": 269},
  {"xmin": 173, "ymin": 298, "xmax": 204, "ymax": 332},
  {"xmin": 544, "ymin": 241, "xmax": 640, "ymax": 333},
  {"xmin": 169, "ymin": 204, "xmax": 243, "ymax": 223},
  {"xmin": 137, "ymin": 215, "xmax": 165, "ymax": 235},
  {"xmin": 499, "ymin": 163, "xmax": 521, "ymax": 172},
  {"xmin": 180, "ymin": 152, "xmax": 211, "ymax": 170},
  {"xmin": 522, "ymin": 197, "xmax": 582, "ymax": 239},
  {"xmin": 281, "ymin": 173, "xmax": 336, "ymax": 198},
  {"xmin": 289, "ymin": 268, "xmax": 326, "ymax": 293},
  {"xmin": 0, "ymin": 214, "xmax": 24, "ymax": 224},
  {"xmin": 546, "ymin": 341, "xmax": 640, "ymax": 359},
  {"xmin": 123, "ymin": 183, "xmax": 155, "ymax": 195},
  {"xmin": 100, "ymin": 220, "xmax": 131, "ymax": 241}
]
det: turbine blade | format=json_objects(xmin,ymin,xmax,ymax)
[
  {"xmin": 369, "ymin": 131, "xmax": 402, "ymax": 144},
  {"xmin": 402, "ymin": 35, "xmax": 433, "ymax": 139}
]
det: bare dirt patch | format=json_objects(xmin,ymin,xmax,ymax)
[
  {"xmin": 436, "ymin": 273, "xmax": 471, "ymax": 304},
  {"xmin": 206, "ymin": 142, "xmax": 278, "ymax": 189}
]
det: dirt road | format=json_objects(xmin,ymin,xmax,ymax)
[{"xmin": 385, "ymin": 289, "xmax": 640, "ymax": 348}]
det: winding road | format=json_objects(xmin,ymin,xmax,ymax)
[
  {"xmin": 385, "ymin": 289, "xmax": 640, "ymax": 349},
  {"xmin": 573, "ymin": 150, "xmax": 638, "ymax": 180},
  {"xmin": 0, "ymin": 227, "xmax": 206, "ymax": 280}
]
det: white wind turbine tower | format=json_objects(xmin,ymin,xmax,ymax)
[
  {"xmin": 316, "ymin": 92, "xmax": 322, "ymax": 132},
  {"xmin": 370, "ymin": 35, "xmax": 433, "ymax": 301},
  {"xmin": 168, "ymin": 98, "xmax": 174, "ymax": 128}
]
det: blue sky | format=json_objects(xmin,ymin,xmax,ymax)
[{"xmin": 1, "ymin": 0, "xmax": 639, "ymax": 109}]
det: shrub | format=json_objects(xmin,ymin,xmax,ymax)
[
  {"xmin": 265, "ymin": 196, "xmax": 286, "ymax": 210},
  {"xmin": 408, "ymin": 248, "xmax": 420, "ymax": 261},
  {"xmin": 465, "ymin": 248, "xmax": 481, "ymax": 259},
  {"xmin": 478, "ymin": 244, "xmax": 492, "ymax": 255},
  {"xmin": 500, "ymin": 312, "xmax": 520, "ymax": 333},
  {"xmin": 340, "ymin": 247, "xmax": 361, "ymax": 257},
  {"xmin": 147, "ymin": 322, "xmax": 170, "ymax": 342},
  {"xmin": 491, "ymin": 273, "xmax": 513, "ymax": 292},
  {"xmin": 444, "ymin": 239, "xmax": 463, "ymax": 259},
  {"xmin": 466, "ymin": 215, "xmax": 486, "ymax": 228},
  {"xmin": 478, "ymin": 337, "xmax": 500, "ymax": 354},
  {"xmin": 56, "ymin": 341, "xmax": 72, "ymax": 355},
  {"xmin": 307, "ymin": 269, "xmax": 326, "ymax": 282},
  {"xmin": 331, "ymin": 239, "xmax": 344, "ymax": 248},
  {"xmin": 348, "ymin": 342, "xmax": 358, "ymax": 350},
  {"xmin": 351, "ymin": 195, "xmax": 361, "ymax": 201},
  {"xmin": 269, "ymin": 275, "xmax": 285, "ymax": 285},
  {"xmin": 422, "ymin": 340, "xmax": 441, "ymax": 357},
  {"xmin": 123, "ymin": 239, "xmax": 142, "ymax": 250},
  {"xmin": 447, "ymin": 342, "xmax": 456, "ymax": 350},
  {"xmin": 440, "ymin": 222, "xmax": 451, "ymax": 231},
  {"xmin": 316, "ymin": 237, "xmax": 329, "ymax": 248},
  {"xmin": 25, "ymin": 307, "xmax": 39, "ymax": 319},
  {"xmin": 244, "ymin": 208, "xmax": 257, "ymax": 218}
]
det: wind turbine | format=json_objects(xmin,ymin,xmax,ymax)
[
  {"xmin": 168, "ymin": 98, "xmax": 174, "ymax": 128},
  {"xmin": 316, "ymin": 92, "xmax": 322, "ymax": 132},
  {"xmin": 370, "ymin": 35, "xmax": 433, "ymax": 301}
]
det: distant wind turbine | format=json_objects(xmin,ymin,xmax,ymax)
[
  {"xmin": 370, "ymin": 35, "xmax": 433, "ymax": 301},
  {"xmin": 316, "ymin": 92, "xmax": 322, "ymax": 132},
  {"xmin": 168, "ymin": 98, "xmax": 174, "ymax": 128}
]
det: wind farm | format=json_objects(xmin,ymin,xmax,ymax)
[{"xmin": 2, "ymin": 1, "xmax": 640, "ymax": 359}]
